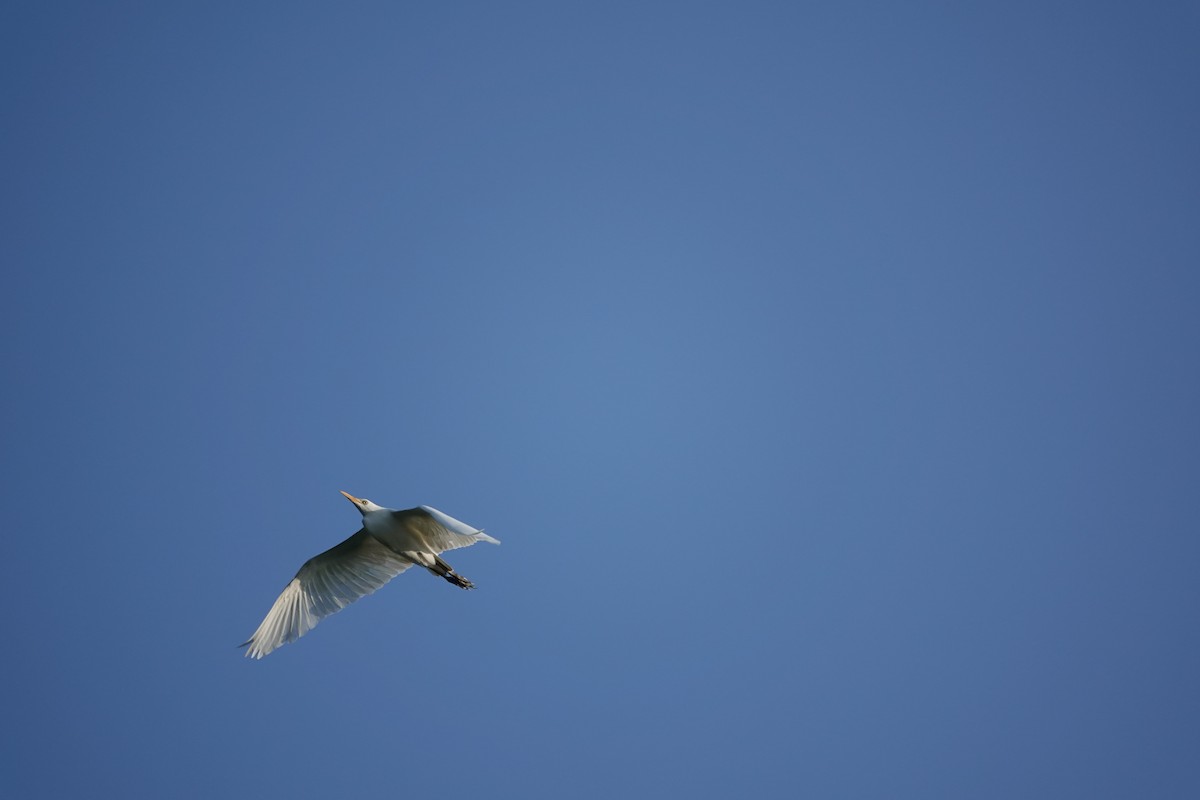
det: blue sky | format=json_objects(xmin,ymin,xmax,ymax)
[{"xmin": 3, "ymin": 2, "xmax": 1199, "ymax": 797}]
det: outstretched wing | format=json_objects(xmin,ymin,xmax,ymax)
[
  {"xmin": 242, "ymin": 529, "xmax": 412, "ymax": 659},
  {"xmin": 391, "ymin": 505, "xmax": 502, "ymax": 553}
]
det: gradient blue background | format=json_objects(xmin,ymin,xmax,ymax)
[{"xmin": 4, "ymin": 2, "xmax": 1198, "ymax": 797}]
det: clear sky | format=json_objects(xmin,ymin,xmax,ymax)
[{"xmin": 3, "ymin": 2, "xmax": 1198, "ymax": 797}]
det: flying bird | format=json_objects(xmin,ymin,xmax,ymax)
[{"xmin": 242, "ymin": 491, "xmax": 499, "ymax": 659}]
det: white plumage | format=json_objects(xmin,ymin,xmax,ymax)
[{"xmin": 242, "ymin": 492, "xmax": 499, "ymax": 659}]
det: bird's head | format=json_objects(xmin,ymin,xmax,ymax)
[{"xmin": 340, "ymin": 491, "xmax": 385, "ymax": 514}]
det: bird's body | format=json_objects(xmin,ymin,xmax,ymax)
[{"xmin": 242, "ymin": 492, "xmax": 499, "ymax": 659}]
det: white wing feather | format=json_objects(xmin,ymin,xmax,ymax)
[
  {"xmin": 405, "ymin": 505, "xmax": 502, "ymax": 552},
  {"xmin": 242, "ymin": 530, "xmax": 412, "ymax": 659}
]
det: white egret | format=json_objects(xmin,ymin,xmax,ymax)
[{"xmin": 242, "ymin": 491, "xmax": 499, "ymax": 659}]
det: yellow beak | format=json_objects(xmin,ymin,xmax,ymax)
[{"xmin": 340, "ymin": 490, "xmax": 362, "ymax": 504}]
